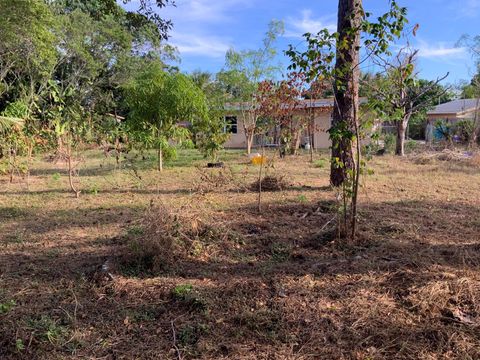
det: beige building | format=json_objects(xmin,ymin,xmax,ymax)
[
  {"xmin": 427, "ymin": 99, "xmax": 479, "ymax": 124},
  {"xmin": 223, "ymin": 99, "xmax": 336, "ymax": 149}
]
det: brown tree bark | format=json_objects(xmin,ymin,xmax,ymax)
[
  {"xmin": 330, "ymin": 0, "xmax": 362, "ymax": 187},
  {"xmin": 395, "ymin": 117, "xmax": 409, "ymax": 156},
  {"xmin": 246, "ymin": 131, "xmax": 254, "ymax": 155},
  {"xmin": 157, "ymin": 145, "xmax": 163, "ymax": 172}
]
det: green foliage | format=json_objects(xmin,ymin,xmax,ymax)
[
  {"xmin": 0, "ymin": 300, "xmax": 16, "ymax": 314},
  {"xmin": 172, "ymin": 284, "xmax": 207, "ymax": 311},
  {"xmin": 270, "ymin": 242, "xmax": 291, "ymax": 262},
  {"xmin": 297, "ymin": 194, "xmax": 308, "ymax": 203},
  {"xmin": 435, "ymin": 120, "xmax": 453, "ymax": 142},
  {"xmin": 225, "ymin": 20, "xmax": 285, "ymax": 84},
  {"xmin": 384, "ymin": 133, "xmax": 396, "ymax": 153},
  {"xmin": 172, "ymin": 284, "xmax": 194, "ymax": 300},
  {"xmin": 189, "ymin": 71, "xmax": 230, "ymax": 161},
  {"xmin": 453, "ymin": 119, "xmax": 476, "ymax": 143},
  {"xmin": 405, "ymin": 140, "xmax": 419, "ymax": 153},
  {"xmin": 178, "ymin": 323, "xmax": 209, "ymax": 347},
  {"xmin": 2, "ymin": 101, "xmax": 29, "ymax": 119},
  {"xmin": 27, "ymin": 315, "xmax": 67, "ymax": 345},
  {"xmin": 124, "ymin": 62, "xmax": 208, "ymax": 168},
  {"xmin": 15, "ymin": 339, "xmax": 25, "ymax": 352},
  {"xmin": 408, "ymin": 114, "xmax": 427, "ymax": 140},
  {"xmin": 0, "ymin": 0, "xmax": 58, "ymax": 84},
  {"xmin": 314, "ymin": 158, "xmax": 328, "ymax": 168}
]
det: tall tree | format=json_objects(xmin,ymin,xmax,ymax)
[
  {"xmin": 330, "ymin": 0, "xmax": 362, "ymax": 186},
  {"xmin": 458, "ymin": 35, "xmax": 480, "ymax": 144},
  {"xmin": 366, "ymin": 48, "xmax": 449, "ymax": 155},
  {"xmin": 190, "ymin": 71, "xmax": 230, "ymax": 161},
  {"xmin": 221, "ymin": 20, "xmax": 284, "ymax": 154},
  {"xmin": 287, "ymin": 0, "xmax": 408, "ymax": 239},
  {"xmin": 124, "ymin": 63, "xmax": 208, "ymax": 171},
  {"xmin": 257, "ymin": 72, "xmax": 308, "ymax": 156}
]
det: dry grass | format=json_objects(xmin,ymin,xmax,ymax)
[
  {"xmin": 0, "ymin": 148, "xmax": 479, "ymax": 359},
  {"xmin": 250, "ymin": 174, "xmax": 291, "ymax": 192}
]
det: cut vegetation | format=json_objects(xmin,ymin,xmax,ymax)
[{"xmin": 1, "ymin": 150, "xmax": 479, "ymax": 359}]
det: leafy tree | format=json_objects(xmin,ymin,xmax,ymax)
[
  {"xmin": 0, "ymin": 102, "xmax": 27, "ymax": 182},
  {"xmin": 457, "ymin": 35, "xmax": 480, "ymax": 144},
  {"xmin": 257, "ymin": 72, "xmax": 308, "ymax": 156},
  {"xmin": 124, "ymin": 63, "xmax": 208, "ymax": 171},
  {"xmin": 287, "ymin": 0, "xmax": 409, "ymax": 239},
  {"xmin": 0, "ymin": 0, "xmax": 57, "ymax": 96},
  {"xmin": 190, "ymin": 71, "xmax": 230, "ymax": 162},
  {"xmin": 221, "ymin": 20, "xmax": 285, "ymax": 154},
  {"xmin": 366, "ymin": 48, "xmax": 449, "ymax": 155}
]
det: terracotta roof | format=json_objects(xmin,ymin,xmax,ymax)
[{"xmin": 427, "ymin": 99, "xmax": 479, "ymax": 115}]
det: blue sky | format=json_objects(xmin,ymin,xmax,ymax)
[{"xmin": 126, "ymin": 0, "xmax": 480, "ymax": 85}]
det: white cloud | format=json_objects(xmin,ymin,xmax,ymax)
[
  {"xmin": 166, "ymin": 0, "xmax": 252, "ymax": 23},
  {"xmin": 285, "ymin": 10, "xmax": 336, "ymax": 38},
  {"xmin": 171, "ymin": 32, "xmax": 231, "ymax": 58},
  {"xmin": 161, "ymin": 0, "xmax": 251, "ymax": 58},
  {"xmin": 417, "ymin": 41, "xmax": 467, "ymax": 59}
]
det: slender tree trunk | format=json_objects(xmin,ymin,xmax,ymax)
[
  {"xmin": 330, "ymin": 0, "xmax": 362, "ymax": 187},
  {"xmin": 470, "ymin": 99, "xmax": 480, "ymax": 147},
  {"xmin": 246, "ymin": 132, "xmax": 254, "ymax": 155},
  {"xmin": 9, "ymin": 147, "xmax": 15, "ymax": 183},
  {"xmin": 66, "ymin": 141, "xmax": 80, "ymax": 198},
  {"xmin": 290, "ymin": 127, "xmax": 301, "ymax": 155},
  {"xmin": 257, "ymin": 135, "xmax": 265, "ymax": 212},
  {"xmin": 157, "ymin": 144, "xmax": 163, "ymax": 172},
  {"xmin": 309, "ymin": 113, "xmax": 315, "ymax": 162},
  {"xmin": 395, "ymin": 117, "xmax": 409, "ymax": 156},
  {"xmin": 26, "ymin": 142, "xmax": 33, "ymax": 191}
]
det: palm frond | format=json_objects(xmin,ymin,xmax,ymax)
[{"xmin": 0, "ymin": 116, "xmax": 24, "ymax": 132}]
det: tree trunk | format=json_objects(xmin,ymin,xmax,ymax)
[
  {"xmin": 290, "ymin": 128, "xmax": 301, "ymax": 155},
  {"xmin": 115, "ymin": 137, "xmax": 120, "ymax": 166},
  {"xmin": 470, "ymin": 100, "xmax": 480, "ymax": 147},
  {"xmin": 309, "ymin": 115, "xmax": 315, "ymax": 162},
  {"xmin": 26, "ymin": 142, "xmax": 33, "ymax": 191},
  {"xmin": 330, "ymin": 0, "xmax": 362, "ymax": 187},
  {"xmin": 66, "ymin": 142, "xmax": 80, "ymax": 198},
  {"xmin": 395, "ymin": 117, "xmax": 409, "ymax": 156},
  {"xmin": 246, "ymin": 131, "xmax": 254, "ymax": 155},
  {"xmin": 9, "ymin": 147, "xmax": 15, "ymax": 183},
  {"xmin": 157, "ymin": 144, "xmax": 163, "ymax": 172}
]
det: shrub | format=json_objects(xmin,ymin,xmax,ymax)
[
  {"xmin": 453, "ymin": 120, "xmax": 475, "ymax": 143},
  {"xmin": 313, "ymin": 158, "xmax": 328, "ymax": 168},
  {"xmin": 408, "ymin": 116, "xmax": 426, "ymax": 140},
  {"xmin": 172, "ymin": 284, "xmax": 207, "ymax": 311},
  {"xmin": 434, "ymin": 120, "xmax": 453, "ymax": 142},
  {"xmin": 383, "ymin": 133, "xmax": 395, "ymax": 153},
  {"xmin": 123, "ymin": 204, "xmax": 239, "ymax": 275},
  {"xmin": 405, "ymin": 140, "xmax": 419, "ymax": 154},
  {"xmin": 250, "ymin": 175, "xmax": 290, "ymax": 192}
]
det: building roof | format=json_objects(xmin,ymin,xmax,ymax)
[
  {"xmin": 225, "ymin": 98, "xmax": 366, "ymax": 111},
  {"xmin": 427, "ymin": 99, "xmax": 479, "ymax": 115}
]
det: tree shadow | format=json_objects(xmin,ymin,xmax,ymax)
[{"xmin": 1, "ymin": 197, "xmax": 479, "ymax": 359}]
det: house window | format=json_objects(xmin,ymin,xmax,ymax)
[{"xmin": 224, "ymin": 116, "xmax": 238, "ymax": 134}]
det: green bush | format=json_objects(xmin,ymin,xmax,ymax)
[
  {"xmin": 453, "ymin": 120, "xmax": 475, "ymax": 143},
  {"xmin": 383, "ymin": 133, "xmax": 395, "ymax": 153},
  {"xmin": 408, "ymin": 117, "xmax": 426, "ymax": 140},
  {"xmin": 313, "ymin": 158, "xmax": 328, "ymax": 168}
]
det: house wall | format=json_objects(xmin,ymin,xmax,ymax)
[
  {"xmin": 224, "ymin": 113, "xmax": 247, "ymax": 148},
  {"xmin": 312, "ymin": 112, "xmax": 332, "ymax": 149},
  {"xmin": 427, "ymin": 110, "xmax": 477, "ymax": 124},
  {"xmin": 224, "ymin": 111, "xmax": 333, "ymax": 150}
]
